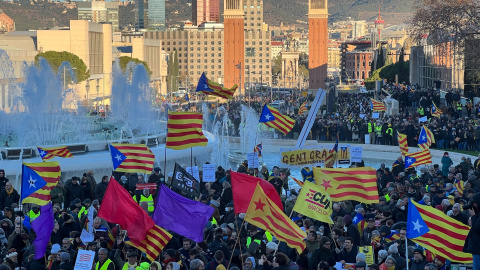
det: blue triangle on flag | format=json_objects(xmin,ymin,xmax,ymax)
[
  {"xmin": 418, "ymin": 128, "xmax": 427, "ymax": 144},
  {"xmin": 109, "ymin": 144, "xmax": 126, "ymax": 170},
  {"xmin": 259, "ymin": 105, "xmax": 276, "ymax": 123},
  {"xmin": 37, "ymin": 147, "xmax": 47, "ymax": 158},
  {"xmin": 21, "ymin": 165, "xmax": 48, "ymax": 202},
  {"xmin": 406, "ymin": 200, "xmax": 430, "ymax": 238},
  {"xmin": 405, "ymin": 156, "xmax": 417, "ymax": 168}
]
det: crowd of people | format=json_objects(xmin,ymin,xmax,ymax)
[{"xmin": 0, "ymin": 88, "xmax": 479, "ymax": 270}]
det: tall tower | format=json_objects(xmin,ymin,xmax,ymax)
[
  {"xmin": 374, "ymin": 6, "xmax": 385, "ymax": 39},
  {"xmin": 308, "ymin": 0, "xmax": 328, "ymax": 89},
  {"xmin": 192, "ymin": 0, "xmax": 219, "ymax": 25},
  {"xmin": 223, "ymin": 0, "xmax": 244, "ymax": 92}
]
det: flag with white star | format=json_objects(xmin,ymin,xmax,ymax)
[
  {"xmin": 108, "ymin": 143, "xmax": 155, "ymax": 174},
  {"xmin": 259, "ymin": 104, "xmax": 294, "ymax": 135},
  {"xmin": 404, "ymin": 149, "xmax": 432, "ymax": 169},
  {"xmin": 37, "ymin": 146, "xmax": 73, "ymax": 161},
  {"xmin": 406, "ymin": 199, "xmax": 472, "ymax": 263},
  {"xmin": 418, "ymin": 126, "xmax": 435, "ymax": 150},
  {"xmin": 21, "ymin": 161, "xmax": 61, "ymax": 205}
]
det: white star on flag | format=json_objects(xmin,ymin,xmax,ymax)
[
  {"xmin": 40, "ymin": 150, "xmax": 46, "ymax": 156},
  {"xmin": 407, "ymin": 158, "xmax": 413, "ymax": 164},
  {"xmin": 28, "ymin": 176, "xmax": 37, "ymax": 188},
  {"xmin": 353, "ymin": 216, "xmax": 358, "ymax": 222},
  {"xmin": 412, "ymin": 219, "xmax": 424, "ymax": 233},
  {"xmin": 115, "ymin": 154, "xmax": 123, "ymax": 162},
  {"xmin": 264, "ymin": 114, "xmax": 272, "ymax": 121},
  {"xmin": 422, "ymin": 136, "xmax": 426, "ymax": 141}
]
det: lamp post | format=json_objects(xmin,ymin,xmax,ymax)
[
  {"xmin": 85, "ymin": 80, "xmax": 90, "ymax": 113},
  {"xmin": 324, "ymin": 78, "xmax": 331, "ymax": 113}
]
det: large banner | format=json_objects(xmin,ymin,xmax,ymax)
[{"xmin": 281, "ymin": 146, "xmax": 350, "ymax": 167}]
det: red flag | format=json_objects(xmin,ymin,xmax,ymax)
[
  {"xmin": 97, "ymin": 176, "xmax": 155, "ymax": 245},
  {"xmin": 230, "ymin": 171, "xmax": 283, "ymax": 214}
]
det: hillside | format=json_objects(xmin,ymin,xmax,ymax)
[{"xmin": 1, "ymin": 0, "xmax": 414, "ymax": 31}]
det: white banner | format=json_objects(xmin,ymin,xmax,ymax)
[
  {"xmin": 351, "ymin": 146, "xmax": 363, "ymax": 162},
  {"xmin": 247, "ymin": 153, "xmax": 260, "ymax": 169},
  {"xmin": 74, "ymin": 250, "xmax": 96, "ymax": 270},
  {"xmin": 202, "ymin": 164, "xmax": 216, "ymax": 182},
  {"xmin": 296, "ymin": 89, "xmax": 326, "ymax": 148},
  {"xmin": 186, "ymin": 166, "xmax": 200, "ymax": 181}
]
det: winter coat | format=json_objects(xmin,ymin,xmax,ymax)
[{"xmin": 0, "ymin": 189, "xmax": 19, "ymax": 210}]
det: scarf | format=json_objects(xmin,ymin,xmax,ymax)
[
  {"xmin": 5, "ymin": 188, "xmax": 13, "ymax": 196},
  {"xmin": 127, "ymin": 262, "xmax": 138, "ymax": 269}
]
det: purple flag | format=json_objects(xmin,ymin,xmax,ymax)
[
  {"xmin": 31, "ymin": 203, "xmax": 54, "ymax": 259},
  {"xmin": 152, "ymin": 185, "xmax": 214, "ymax": 243}
]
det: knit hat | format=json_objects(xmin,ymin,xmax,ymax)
[
  {"xmin": 266, "ymin": 242, "xmax": 278, "ymax": 251},
  {"xmin": 216, "ymin": 265, "xmax": 226, "ymax": 270},
  {"xmin": 355, "ymin": 261, "xmax": 367, "ymax": 268},
  {"xmin": 51, "ymin": 244, "xmax": 61, "ymax": 254},
  {"xmin": 165, "ymin": 249, "xmax": 176, "ymax": 258},
  {"xmin": 388, "ymin": 244, "xmax": 398, "ymax": 254},
  {"xmin": 320, "ymin": 236, "xmax": 330, "ymax": 246},
  {"xmin": 121, "ymin": 175, "xmax": 128, "ymax": 181},
  {"xmin": 60, "ymin": 252, "xmax": 70, "ymax": 262},
  {"xmin": 139, "ymin": 262, "xmax": 150, "ymax": 270},
  {"xmin": 356, "ymin": 252, "xmax": 366, "ymax": 262},
  {"xmin": 414, "ymin": 247, "xmax": 424, "ymax": 257},
  {"xmin": 343, "ymin": 214, "xmax": 352, "ymax": 225}
]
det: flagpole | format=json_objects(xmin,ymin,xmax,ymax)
[
  {"xmin": 227, "ymin": 215, "xmax": 247, "ymax": 270},
  {"xmin": 405, "ymin": 236, "xmax": 409, "ymax": 270},
  {"xmin": 190, "ymin": 148, "xmax": 193, "ymax": 172}
]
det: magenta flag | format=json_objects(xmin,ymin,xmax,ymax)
[
  {"xmin": 31, "ymin": 202, "xmax": 54, "ymax": 259},
  {"xmin": 152, "ymin": 185, "xmax": 214, "ymax": 243}
]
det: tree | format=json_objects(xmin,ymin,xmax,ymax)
[
  {"xmin": 35, "ymin": 51, "xmax": 90, "ymax": 83},
  {"xmin": 376, "ymin": 45, "xmax": 384, "ymax": 70},
  {"xmin": 272, "ymin": 54, "xmax": 282, "ymax": 83},
  {"xmin": 398, "ymin": 48, "xmax": 406, "ymax": 83},
  {"xmin": 298, "ymin": 52, "xmax": 309, "ymax": 69},
  {"xmin": 167, "ymin": 51, "xmax": 179, "ymax": 94},
  {"xmin": 118, "ymin": 56, "xmax": 152, "ymax": 75}
]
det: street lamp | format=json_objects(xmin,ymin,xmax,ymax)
[
  {"xmin": 86, "ymin": 80, "xmax": 90, "ymax": 112},
  {"xmin": 325, "ymin": 78, "xmax": 331, "ymax": 113}
]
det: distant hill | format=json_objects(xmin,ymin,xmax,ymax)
[{"xmin": 1, "ymin": 0, "xmax": 414, "ymax": 31}]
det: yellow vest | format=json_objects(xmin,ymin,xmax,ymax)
[
  {"xmin": 368, "ymin": 123, "xmax": 373, "ymax": 133},
  {"xmin": 246, "ymin": 237, "xmax": 261, "ymax": 248},
  {"xmin": 78, "ymin": 206, "xmax": 88, "ymax": 220},
  {"xmin": 96, "ymin": 259, "xmax": 113, "ymax": 270},
  {"xmin": 28, "ymin": 210, "xmax": 40, "ymax": 222},
  {"xmin": 122, "ymin": 263, "xmax": 140, "ymax": 270},
  {"xmin": 139, "ymin": 195, "xmax": 154, "ymax": 212}
]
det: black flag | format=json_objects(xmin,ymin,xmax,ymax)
[{"xmin": 171, "ymin": 163, "xmax": 200, "ymax": 198}]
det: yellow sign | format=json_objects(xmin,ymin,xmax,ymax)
[
  {"xmin": 293, "ymin": 181, "xmax": 333, "ymax": 224},
  {"xmin": 281, "ymin": 148, "xmax": 329, "ymax": 166},
  {"xmin": 302, "ymin": 91, "xmax": 308, "ymax": 97},
  {"xmin": 359, "ymin": 246, "xmax": 374, "ymax": 265}
]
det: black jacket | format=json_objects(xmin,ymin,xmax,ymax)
[
  {"xmin": 65, "ymin": 184, "xmax": 84, "ymax": 207},
  {"xmin": 95, "ymin": 181, "xmax": 109, "ymax": 203},
  {"xmin": 0, "ymin": 189, "xmax": 19, "ymax": 210},
  {"xmin": 309, "ymin": 246, "xmax": 334, "ymax": 270},
  {"xmin": 464, "ymin": 214, "xmax": 480, "ymax": 255}
]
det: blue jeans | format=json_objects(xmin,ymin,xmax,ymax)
[{"xmin": 474, "ymin": 254, "xmax": 480, "ymax": 270}]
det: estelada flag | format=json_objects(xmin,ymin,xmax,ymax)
[
  {"xmin": 196, "ymin": 72, "xmax": 238, "ymax": 99},
  {"xmin": 230, "ymin": 171, "xmax": 283, "ymax": 214},
  {"xmin": 21, "ymin": 161, "xmax": 61, "ymax": 205},
  {"xmin": 166, "ymin": 112, "xmax": 208, "ymax": 150},
  {"xmin": 109, "ymin": 144, "xmax": 155, "ymax": 174},
  {"xmin": 313, "ymin": 167, "xmax": 379, "ymax": 204},
  {"xmin": 407, "ymin": 199, "xmax": 472, "ymax": 263},
  {"xmin": 37, "ymin": 146, "xmax": 73, "ymax": 161},
  {"xmin": 259, "ymin": 104, "xmax": 294, "ymax": 135},
  {"xmin": 405, "ymin": 149, "xmax": 432, "ymax": 169},
  {"xmin": 97, "ymin": 176, "xmax": 155, "ymax": 245},
  {"xmin": 292, "ymin": 180, "xmax": 333, "ymax": 224},
  {"xmin": 245, "ymin": 183, "xmax": 306, "ymax": 253}
]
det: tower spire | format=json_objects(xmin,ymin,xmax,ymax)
[{"xmin": 378, "ymin": 4, "xmax": 381, "ymax": 20}]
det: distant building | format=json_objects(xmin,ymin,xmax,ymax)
[
  {"xmin": 223, "ymin": 0, "xmax": 245, "ymax": 92},
  {"xmin": 271, "ymin": 41, "xmax": 283, "ymax": 59},
  {"xmin": 37, "ymin": 20, "xmax": 113, "ymax": 105},
  {"xmin": 308, "ymin": 0, "xmax": 329, "ymax": 89},
  {"xmin": 77, "ymin": 1, "xmax": 120, "ymax": 31},
  {"xmin": 341, "ymin": 41, "xmax": 373, "ymax": 82},
  {"xmin": 148, "ymin": 0, "xmax": 165, "ymax": 30},
  {"xmin": 374, "ymin": 7, "xmax": 385, "ymax": 39},
  {"xmin": 192, "ymin": 0, "xmax": 220, "ymax": 26},
  {"xmin": 135, "ymin": 0, "xmax": 148, "ymax": 29},
  {"xmin": 0, "ymin": 9, "xmax": 15, "ymax": 33}
]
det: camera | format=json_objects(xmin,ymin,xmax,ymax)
[{"xmin": 463, "ymin": 203, "xmax": 473, "ymax": 211}]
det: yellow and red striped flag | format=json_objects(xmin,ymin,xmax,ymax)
[
  {"xmin": 37, "ymin": 146, "xmax": 73, "ymax": 161},
  {"xmin": 407, "ymin": 199, "xmax": 472, "ymax": 263},
  {"xmin": 397, "ymin": 132, "xmax": 408, "ymax": 156},
  {"xmin": 245, "ymin": 183, "xmax": 306, "ymax": 253},
  {"xmin": 418, "ymin": 126, "xmax": 435, "ymax": 150},
  {"xmin": 324, "ymin": 150, "xmax": 336, "ymax": 168},
  {"xmin": 405, "ymin": 149, "xmax": 432, "ymax": 169},
  {"xmin": 109, "ymin": 144, "xmax": 155, "ymax": 174},
  {"xmin": 166, "ymin": 112, "xmax": 208, "ymax": 150},
  {"xmin": 125, "ymin": 225, "xmax": 172, "ymax": 262},
  {"xmin": 453, "ymin": 180, "xmax": 465, "ymax": 196},
  {"xmin": 298, "ymin": 101, "xmax": 308, "ymax": 115},
  {"xmin": 370, "ymin": 98, "xmax": 386, "ymax": 112},
  {"xmin": 21, "ymin": 161, "xmax": 61, "ymax": 205},
  {"xmin": 431, "ymin": 101, "xmax": 442, "ymax": 118},
  {"xmin": 290, "ymin": 176, "xmax": 304, "ymax": 187},
  {"xmin": 259, "ymin": 105, "xmax": 294, "ymax": 135},
  {"xmin": 313, "ymin": 167, "xmax": 379, "ymax": 204}
]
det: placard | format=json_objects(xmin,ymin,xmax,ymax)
[
  {"xmin": 359, "ymin": 113, "xmax": 366, "ymax": 119},
  {"xmin": 186, "ymin": 166, "xmax": 200, "ymax": 181},
  {"xmin": 364, "ymin": 134, "xmax": 370, "ymax": 144},
  {"xmin": 74, "ymin": 250, "xmax": 96, "ymax": 270},
  {"xmin": 372, "ymin": 112, "xmax": 380, "ymax": 119},
  {"xmin": 202, "ymin": 164, "xmax": 216, "ymax": 182},
  {"xmin": 136, "ymin": 183, "xmax": 157, "ymax": 190},
  {"xmin": 281, "ymin": 148, "xmax": 330, "ymax": 167},
  {"xmin": 419, "ymin": 116, "xmax": 428, "ymax": 123},
  {"xmin": 247, "ymin": 153, "xmax": 260, "ymax": 168},
  {"xmin": 358, "ymin": 246, "xmax": 374, "ymax": 265},
  {"xmin": 351, "ymin": 146, "xmax": 363, "ymax": 162}
]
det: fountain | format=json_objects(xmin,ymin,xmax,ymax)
[{"xmin": 0, "ymin": 50, "xmax": 214, "ymax": 187}]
